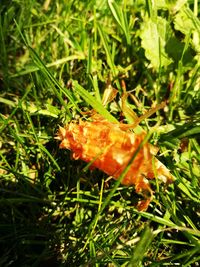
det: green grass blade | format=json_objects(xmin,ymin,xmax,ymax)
[
  {"xmin": 97, "ymin": 23, "xmax": 121, "ymax": 91},
  {"xmin": 29, "ymin": 47, "xmax": 79, "ymax": 116},
  {"xmin": 72, "ymin": 80, "xmax": 118, "ymax": 123},
  {"xmin": 128, "ymin": 226, "xmax": 154, "ymax": 267},
  {"xmin": 108, "ymin": 0, "xmax": 131, "ymax": 45}
]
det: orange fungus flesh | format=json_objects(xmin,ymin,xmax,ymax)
[{"xmin": 57, "ymin": 116, "xmax": 173, "ymax": 210}]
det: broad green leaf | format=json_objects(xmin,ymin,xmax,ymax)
[
  {"xmin": 140, "ymin": 16, "xmax": 173, "ymax": 69},
  {"xmin": 174, "ymin": 7, "xmax": 200, "ymax": 52},
  {"xmin": 174, "ymin": 8, "xmax": 195, "ymax": 36},
  {"xmin": 136, "ymin": 0, "xmax": 187, "ymax": 12},
  {"xmin": 166, "ymin": 0, "xmax": 187, "ymax": 13},
  {"xmin": 165, "ymin": 35, "xmax": 194, "ymax": 65}
]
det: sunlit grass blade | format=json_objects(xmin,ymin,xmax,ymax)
[
  {"xmin": 0, "ymin": 86, "xmax": 31, "ymax": 134},
  {"xmin": 72, "ymin": 80, "xmax": 118, "ymax": 122},
  {"xmin": 28, "ymin": 47, "xmax": 78, "ymax": 116},
  {"xmin": 108, "ymin": 0, "xmax": 131, "ymax": 45},
  {"xmin": 11, "ymin": 55, "xmax": 85, "ymax": 77},
  {"xmin": 97, "ymin": 22, "xmax": 121, "ymax": 90}
]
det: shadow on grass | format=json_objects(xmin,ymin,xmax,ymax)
[{"xmin": 0, "ymin": 141, "xmax": 100, "ymax": 266}]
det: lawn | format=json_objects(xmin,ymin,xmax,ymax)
[{"xmin": 0, "ymin": 0, "xmax": 200, "ymax": 266}]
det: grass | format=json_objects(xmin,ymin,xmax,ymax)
[{"xmin": 0, "ymin": 0, "xmax": 200, "ymax": 266}]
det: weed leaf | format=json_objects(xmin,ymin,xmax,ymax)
[{"xmin": 140, "ymin": 16, "xmax": 173, "ymax": 69}]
